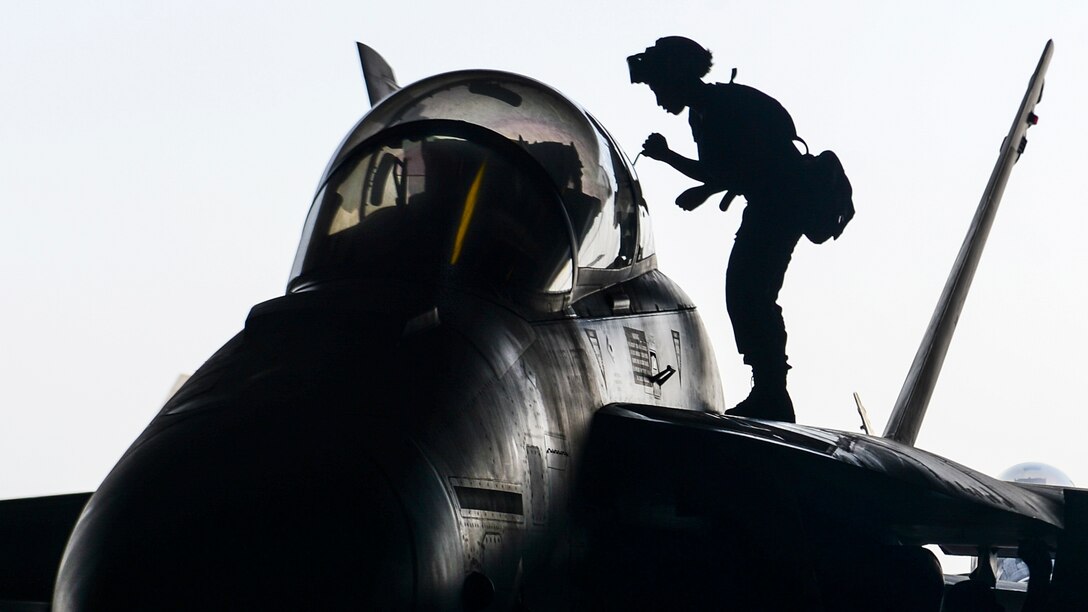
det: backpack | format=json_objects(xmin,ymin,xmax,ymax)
[{"xmin": 800, "ymin": 150, "xmax": 854, "ymax": 244}]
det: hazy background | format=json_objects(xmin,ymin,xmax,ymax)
[{"xmin": 3, "ymin": 0, "xmax": 1086, "ymax": 541}]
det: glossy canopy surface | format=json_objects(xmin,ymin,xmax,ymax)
[{"xmin": 289, "ymin": 71, "xmax": 654, "ymax": 308}]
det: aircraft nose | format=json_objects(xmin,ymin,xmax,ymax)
[{"xmin": 53, "ymin": 413, "xmax": 458, "ymax": 610}]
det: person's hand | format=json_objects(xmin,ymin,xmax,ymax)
[
  {"xmin": 676, "ymin": 185, "xmax": 712, "ymax": 211},
  {"xmin": 642, "ymin": 133, "xmax": 670, "ymax": 160}
]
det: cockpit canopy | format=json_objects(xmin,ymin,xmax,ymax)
[{"xmin": 289, "ymin": 70, "xmax": 655, "ymax": 311}]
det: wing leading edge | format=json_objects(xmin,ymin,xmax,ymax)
[
  {"xmin": 575, "ymin": 403, "xmax": 1077, "ymax": 608},
  {"xmin": 583, "ymin": 403, "xmax": 1064, "ymax": 550}
]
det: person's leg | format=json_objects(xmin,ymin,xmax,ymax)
[{"xmin": 725, "ymin": 215, "xmax": 799, "ymax": 421}]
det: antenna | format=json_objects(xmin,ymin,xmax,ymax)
[{"xmin": 854, "ymin": 392, "xmax": 873, "ymax": 435}]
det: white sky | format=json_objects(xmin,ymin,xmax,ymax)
[{"xmin": 2, "ymin": 2, "xmax": 1087, "ymax": 506}]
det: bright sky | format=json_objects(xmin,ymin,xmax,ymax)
[{"xmin": 3, "ymin": 2, "xmax": 1087, "ymax": 516}]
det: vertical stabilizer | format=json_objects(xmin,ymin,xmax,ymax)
[
  {"xmin": 357, "ymin": 42, "xmax": 400, "ymax": 107},
  {"xmin": 883, "ymin": 41, "xmax": 1053, "ymax": 445}
]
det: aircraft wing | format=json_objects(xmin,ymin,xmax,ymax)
[
  {"xmin": 579, "ymin": 404, "xmax": 1066, "ymax": 553},
  {"xmin": 0, "ymin": 493, "xmax": 92, "ymax": 608}
]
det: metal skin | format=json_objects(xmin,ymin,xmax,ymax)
[
  {"xmin": 51, "ymin": 66, "xmax": 727, "ymax": 608},
  {"xmin": 53, "ymin": 275, "xmax": 721, "ymax": 610},
  {"xmin": 6, "ymin": 41, "xmax": 1078, "ymax": 610}
]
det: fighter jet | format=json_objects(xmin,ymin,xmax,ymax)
[{"xmin": 1, "ymin": 41, "xmax": 1083, "ymax": 611}]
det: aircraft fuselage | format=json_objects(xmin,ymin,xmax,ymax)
[{"xmin": 54, "ymin": 271, "xmax": 722, "ymax": 609}]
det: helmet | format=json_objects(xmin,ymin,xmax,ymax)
[{"xmin": 628, "ymin": 36, "xmax": 713, "ymax": 84}]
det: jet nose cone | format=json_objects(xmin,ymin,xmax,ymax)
[{"xmin": 53, "ymin": 413, "xmax": 457, "ymax": 610}]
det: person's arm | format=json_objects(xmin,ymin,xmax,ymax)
[{"xmin": 642, "ymin": 133, "xmax": 709, "ymax": 183}]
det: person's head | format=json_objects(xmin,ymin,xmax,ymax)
[
  {"xmin": 628, "ymin": 36, "xmax": 712, "ymax": 114},
  {"xmin": 942, "ymin": 580, "xmax": 1004, "ymax": 612}
]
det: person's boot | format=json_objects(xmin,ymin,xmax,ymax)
[{"xmin": 725, "ymin": 365, "xmax": 795, "ymax": 423}]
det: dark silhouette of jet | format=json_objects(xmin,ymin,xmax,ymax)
[{"xmin": 1, "ymin": 40, "xmax": 1085, "ymax": 612}]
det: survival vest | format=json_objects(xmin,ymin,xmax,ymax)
[{"xmin": 800, "ymin": 150, "xmax": 854, "ymax": 244}]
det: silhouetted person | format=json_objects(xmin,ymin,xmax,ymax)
[
  {"xmin": 818, "ymin": 544, "xmax": 944, "ymax": 611},
  {"xmin": 1017, "ymin": 539, "xmax": 1053, "ymax": 612},
  {"xmin": 942, "ymin": 579, "xmax": 1004, "ymax": 612},
  {"xmin": 629, "ymin": 36, "xmax": 810, "ymax": 421},
  {"xmin": 885, "ymin": 546, "xmax": 946, "ymax": 612}
]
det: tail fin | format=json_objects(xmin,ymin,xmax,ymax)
[
  {"xmin": 357, "ymin": 42, "xmax": 400, "ymax": 107},
  {"xmin": 883, "ymin": 40, "xmax": 1054, "ymax": 445}
]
